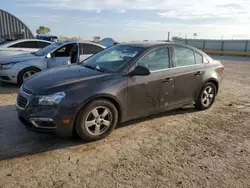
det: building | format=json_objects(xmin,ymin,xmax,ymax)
[{"xmin": 0, "ymin": 9, "xmax": 34, "ymax": 41}]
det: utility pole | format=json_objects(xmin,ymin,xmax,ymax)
[{"xmin": 167, "ymin": 32, "xmax": 170, "ymax": 41}]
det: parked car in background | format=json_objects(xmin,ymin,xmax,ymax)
[
  {"xmin": 0, "ymin": 39, "xmax": 52, "ymax": 57},
  {"xmin": 36, "ymin": 34, "xmax": 58, "ymax": 42},
  {"xmin": 16, "ymin": 42, "xmax": 224, "ymax": 141},
  {"xmin": 0, "ymin": 41, "xmax": 106, "ymax": 84}
]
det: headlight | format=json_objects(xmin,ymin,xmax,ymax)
[
  {"xmin": 38, "ymin": 92, "xmax": 66, "ymax": 106},
  {"xmin": 1, "ymin": 63, "xmax": 14, "ymax": 69}
]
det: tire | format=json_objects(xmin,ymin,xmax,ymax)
[
  {"xmin": 18, "ymin": 67, "xmax": 40, "ymax": 84},
  {"xmin": 75, "ymin": 99, "xmax": 118, "ymax": 141},
  {"xmin": 195, "ymin": 82, "xmax": 216, "ymax": 110}
]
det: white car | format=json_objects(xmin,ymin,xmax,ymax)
[{"xmin": 0, "ymin": 39, "xmax": 52, "ymax": 57}]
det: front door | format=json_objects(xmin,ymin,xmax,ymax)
[
  {"xmin": 173, "ymin": 46, "xmax": 204, "ymax": 104},
  {"xmin": 47, "ymin": 43, "xmax": 76, "ymax": 68},
  {"xmin": 127, "ymin": 46, "xmax": 174, "ymax": 118}
]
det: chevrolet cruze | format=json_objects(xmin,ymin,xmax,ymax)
[{"xmin": 16, "ymin": 42, "xmax": 224, "ymax": 141}]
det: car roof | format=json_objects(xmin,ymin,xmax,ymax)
[
  {"xmin": 56, "ymin": 40, "xmax": 106, "ymax": 49},
  {"xmin": 119, "ymin": 42, "xmax": 202, "ymax": 52},
  {"xmin": 118, "ymin": 42, "xmax": 175, "ymax": 48},
  {"xmin": 0, "ymin": 39, "xmax": 52, "ymax": 47}
]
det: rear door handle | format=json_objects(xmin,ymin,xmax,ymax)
[
  {"xmin": 194, "ymin": 71, "xmax": 202, "ymax": 76},
  {"xmin": 163, "ymin": 77, "xmax": 173, "ymax": 83}
]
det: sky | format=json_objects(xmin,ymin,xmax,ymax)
[{"xmin": 2, "ymin": 0, "xmax": 250, "ymax": 41}]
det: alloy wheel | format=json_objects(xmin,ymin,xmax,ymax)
[
  {"xmin": 23, "ymin": 70, "xmax": 37, "ymax": 80},
  {"xmin": 85, "ymin": 106, "xmax": 112, "ymax": 136},
  {"xmin": 202, "ymin": 86, "xmax": 215, "ymax": 107}
]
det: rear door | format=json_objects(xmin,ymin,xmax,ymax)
[
  {"xmin": 127, "ymin": 46, "xmax": 175, "ymax": 118},
  {"xmin": 172, "ymin": 46, "xmax": 205, "ymax": 104}
]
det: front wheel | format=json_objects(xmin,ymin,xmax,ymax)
[
  {"xmin": 195, "ymin": 82, "xmax": 216, "ymax": 110},
  {"xmin": 18, "ymin": 67, "xmax": 40, "ymax": 84},
  {"xmin": 75, "ymin": 99, "xmax": 118, "ymax": 141}
]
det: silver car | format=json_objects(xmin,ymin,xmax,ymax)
[
  {"xmin": 0, "ymin": 41, "xmax": 106, "ymax": 84},
  {"xmin": 0, "ymin": 39, "xmax": 52, "ymax": 57}
]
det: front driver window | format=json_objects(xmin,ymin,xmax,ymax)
[
  {"xmin": 137, "ymin": 47, "xmax": 170, "ymax": 71},
  {"xmin": 54, "ymin": 44, "xmax": 74, "ymax": 57}
]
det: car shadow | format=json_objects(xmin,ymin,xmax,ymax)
[
  {"xmin": 0, "ymin": 81, "xmax": 20, "ymax": 94},
  {"xmin": 0, "ymin": 105, "xmax": 197, "ymax": 161}
]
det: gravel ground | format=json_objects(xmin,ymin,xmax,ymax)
[{"xmin": 0, "ymin": 56, "xmax": 250, "ymax": 188}]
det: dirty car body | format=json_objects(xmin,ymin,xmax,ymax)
[{"xmin": 16, "ymin": 42, "xmax": 224, "ymax": 140}]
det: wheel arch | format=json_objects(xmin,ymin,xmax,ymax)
[
  {"xmin": 17, "ymin": 66, "xmax": 42, "ymax": 84},
  {"xmin": 72, "ymin": 94, "xmax": 123, "ymax": 133},
  {"xmin": 196, "ymin": 78, "xmax": 219, "ymax": 101},
  {"xmin": 204, "ymin": 78, "xmax": 219, "ymax": 95}
]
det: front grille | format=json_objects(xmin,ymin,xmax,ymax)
[
  {"xmin": 22, "ymin": 86, "xmax": 33, "ymax": 95},
  {"xmin": 17, "ymin": 94, "xmax": 28, "ymax": 108}
]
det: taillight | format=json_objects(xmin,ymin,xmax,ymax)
[{"xmin": 220, "ymin": 65, "xmax": 225, "ymax": 72}]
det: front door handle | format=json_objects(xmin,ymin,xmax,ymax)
[
  {"xmin": 163, "ymin": 77, "xmax": 173, "ymax": 83},
  {"xmin": 194, "ymin": 71, "xmax": 202, "ymax": 76}
]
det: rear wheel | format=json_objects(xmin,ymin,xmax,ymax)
[
  {"xmin": 75, "ymin": 99, "xmax": 118, "ymax": 141},
  {"xmin": 18, "ymin": 67, "xmax": 40, "ymax": 84},
  {"xmin": 195, "ymin": 82, "xmax": 216, "ymax": 110}
]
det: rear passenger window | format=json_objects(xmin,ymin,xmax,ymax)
[
  {"xmin": 174, "ymin": 46, "xmax": 195, "ymax": 67},
  {"xmin": 9, "ymin": 42, "xmax": 26, "ymax": 48},
  {"xmin": 80, "ymin": 44, "xmax": 104, "ymax": 54},
  {"xmin": 10, "ymin": 41, "xmax": 37, "ymax": 48},
  {"xmin": 36, "ymin": 41, "xmax": 50, "ymax": 49},
  {"xmin": 137, "ymin": 47, "xmax": 169, "ymax": 71},
  {"xmin": 195, "ymin": 51, "xmax": 203, "ymax": 64}
]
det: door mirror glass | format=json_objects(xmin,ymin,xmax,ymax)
[
  {"xmin": 46, "ymin": 53, "xmax": 52, "ymax": 58},
  {"xmin": 127, "ymin": 65, "xmax": 150, "ymax": 77}
]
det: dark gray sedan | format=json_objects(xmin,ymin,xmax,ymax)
[{"xmin": 16, "ymin": 42, "xmax": 224, "ymax": 141}]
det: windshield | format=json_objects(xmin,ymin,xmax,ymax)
[
  {"xmin": 82, "ymin": 45, "xmax": 144, "ymax": 73},
  {"xmin": 33, "ymin": 43, "xmax": 61, "ymax": 56}
]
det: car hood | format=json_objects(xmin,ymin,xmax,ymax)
[
  {"xmin": 0, "ymin": 53, "xmax": 40, "ymax": 64},
  {"xmin": 23, "ymin": 65, "xmax": 112, "ymax": 95}
]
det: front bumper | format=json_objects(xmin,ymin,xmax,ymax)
[
  {"xmin": 0, "ymin": 68, "xmax": 18, "ymax": 84},
  {"xmin": 16, "ymin": 93, "xmax": 77, "ymax": 137}
]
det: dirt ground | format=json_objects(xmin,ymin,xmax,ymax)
[{"xmin": 0, "ymin": 56, "xmax": 250, "ymax": 188}]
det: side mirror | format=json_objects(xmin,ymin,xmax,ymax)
[
  {"xmin": 127, "ymin": 65, "xmax": 150, "ymax": 77},
  {"xmin": 46, "ymin": 53, "xmax": 52, "ymax": 58}
]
